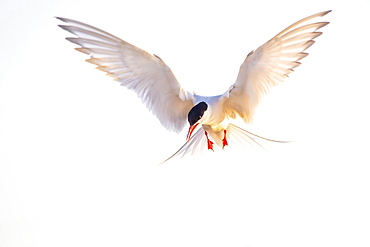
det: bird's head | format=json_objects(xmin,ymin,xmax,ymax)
[{"xmin": 186, "ymin": 101, "xmax": 208, "ymax": 141}]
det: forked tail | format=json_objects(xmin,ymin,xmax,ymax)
[{"xmin": 159, "ymin": 124, "xmax": 291, "ymax": 164}]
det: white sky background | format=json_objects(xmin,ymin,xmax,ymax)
[{"xmin": 1, "ymin": 0, "xmax": 370, "ymax": 246}]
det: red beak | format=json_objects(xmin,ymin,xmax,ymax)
[{"xmin": 186, "ymin": 123, "xmax": 199, "ymax": 141}]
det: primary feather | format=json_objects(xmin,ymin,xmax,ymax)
[
  {"xmin": 224, "ymin": 10, "xmax": 331, "ymax": 123},
  {"xmin": 57, "ymin": 17, "xmax": 194, "ymax": 133}
]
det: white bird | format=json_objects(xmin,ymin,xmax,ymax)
[{"xmin": 57, "ymin": 10, "xmax": 330, "ymax": 162}]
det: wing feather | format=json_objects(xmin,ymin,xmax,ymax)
[
  {"xmin": 57, "ymin": 17, "xmax": 194, "ymax": 133},
  {"xmin": 224, "ymin": 10, "xmax": 330, "ymax": 123}
]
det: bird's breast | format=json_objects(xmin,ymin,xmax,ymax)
[{"xmin": 195, "ymin": 95, "xmax": 229, "ymax": 131}]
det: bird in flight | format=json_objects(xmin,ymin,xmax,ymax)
[{"xmin": 57, "ymin": 10, "xmax": 330, "ymax": 163}]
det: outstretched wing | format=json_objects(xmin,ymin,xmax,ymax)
[
  {"xmin": 223, "ymin": 10, "xmax": 331, "ymax": 123},
  {"xmin": 57, "ymin": 17, "xmax": 194, "ymax": 133}
]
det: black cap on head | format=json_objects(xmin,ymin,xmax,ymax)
[{"xmin": 187, "ymin": 102, "xmax": 208, "ymax": 126}]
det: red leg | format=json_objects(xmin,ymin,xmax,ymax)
[
  {"xmin": 222, "ymin": 130, "xmax": 228, "ymax": 147},
  {"xmin": 204, "ymin": 131, "xmax": 214, "ymax": 151}
]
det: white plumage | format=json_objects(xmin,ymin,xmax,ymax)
[
  {"xmin": 57, "ymin": 10, "xmax": 330, "ymax": 162},
  {"xmin": 58, "ymin": 17, "xmax": 194, "ymax": 133}
]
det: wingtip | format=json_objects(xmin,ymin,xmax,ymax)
[
  {"xmin": 75, "ymin": 47, "xmax": 91, "ymax": 55},
  {"xmin": 85, "ymin": 58, "xmax": 99, "ymax": 65},
  {"xmin": 55, "ymin": 16, "xmax": 81, "ymax": 24},
  {"xmin": 58, "ymin": 24, "xmax": 69, "ymax": 31},
  {"xmin": 317, "ymin": 10, "xmax": 332, "ymax": 17},
  {"xmin": 65, "ymin": 37, "xmax": 78, "ymax": 44},
  {"xmin": 55, "ymin": 16, "xmax": 67, "ymax": 22}
]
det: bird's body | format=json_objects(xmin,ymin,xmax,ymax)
[
  {"xmin": 194, "ymin": 94, "xmax": 229, "ymax": 130},
  {"xmin": 57, "ymin": 10, "xmax": 331, "ymax": 162},
  {"xmin": 192, "ymin": 94, "xmax": 230, "ymax": 148}
]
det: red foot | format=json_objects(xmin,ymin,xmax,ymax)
[
  {"xmin": 204, "ymin": 131, "xmax": 214, "ymax": 151},
  {"xmin": 222, "ymin": 130, "xmax": 228, "ymax": 147}
]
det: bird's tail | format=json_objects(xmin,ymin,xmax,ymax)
[
  {"xmin": 159, "ymin": 124, "xmax": 290, "ymax": 164},
  {"xmin": 159, "ymin": 127, "xmax": 207, "ymax": 165},
  {"xmin": 226, "ymin": 124, "xmax": 290, "ymax": 150}
]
